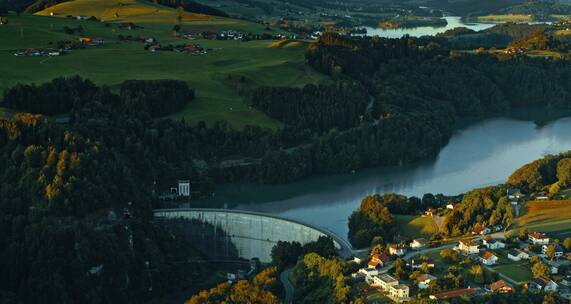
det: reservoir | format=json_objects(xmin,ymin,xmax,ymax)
[
  {"xmin": 211, "ymin": 115, "xmax": 571, "ymax": 240},
  {"xmin": 364, "ymin": 16, "xmax": 497, "ymax": 38}
]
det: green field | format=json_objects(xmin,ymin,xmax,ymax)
[
  {"xmin": 492, "ymin": 262, "xmax": 533, "ymax": 283},
  {"xmin": 510, "ymin": 200, "xmax": 571, "ymax": 240},
  {"xmin": 0, "ymin": 12, "xmax": 327, "ymax": 128},
  {"xmin": 477, "ymin": 14, "xmax": 533, "ymax": 22},
  {"xmin": 394, "ymin": 215, "xmax": 438, "ymax": 239}
]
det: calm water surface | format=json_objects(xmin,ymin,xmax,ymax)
[
  {"xmin": 364, "ymin": 16, "xmax": 497, "ymax": 38},
  {"xmin": 212, "ymin": 116, "xmax": 571, "ymax": 240}
]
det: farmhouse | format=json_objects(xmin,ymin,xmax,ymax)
[
  {"xmin": 483, "ymin": 239, "xmax": 506, "ymax": 250},
  {"xmin": 508, "ymin": 249, "xmax": 529, "ymax": 261},
  {"xmin": 479, "ymin": 251, "xmax": 498, "ymax": 266},
  {"xmin": 389, "ymin": 244, "xmax": 407, "ymax": 256},
  {"xmin": 410, "ymin": 238, "xmax": 428, "ymax": 250},
  {"xmin": 507, "ymin": 188, "xmax": 524, "ymax": 200},
  {"xmin": 529, "ymin": 232, "xmax": 550, "ymax": 245},
  {"xmin": 457, "ymin": 240, "xmax": 480, "ymax": 254},
  {"xmin": 530, "ymin": 276, "xmax": 558, "ymax": 292},
  {"xmin": 417, "ymin": 274, "xmax": 436, "ymax": 289},
  {"xmin": 486, "ymin": 279, "xmax": 513, "ymax": 293}
]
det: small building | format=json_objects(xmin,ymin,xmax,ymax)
[
  {"xmin": 542, "ymin": 244, "xmax": 564, "ymax": 259},
  {"xmin": 78, "ymin": 37, "xmax": 94, "ymax": 44},
  {"xmin": 530, "ymin": 276, "xmax": 558, "ymax": 292},
  {"xmin": 486, "ymin": 279, "xmax": 513, "ymax": 293},
  {"xmin": 483, "ymin": 239, "xmax": 506, "ymax": 250},
  {"xmin": 458, "ymin": 240, "xmax": 480, "ymax": 254},
  {"xmin": 410, "ymin": 238, "xmax": 428, "ymax": 250},
  {"xmin": 529, "ymin": 232, "xmax": 550, "ymax": 245},
  {"xmin": 408, "ymin": 258, "xmax": 435, "ymax": 270},
  {"xmin": 359, "ymin": 268, "xmax": 378, "ymax": 280},
  {"xmin": 547, "ymin": 261, "xmax": 560, "ymax": 274},
  {"xmin": 352, "ymin": 257, "xmax": 362, "ymax": 264},
  {"xmin": 178, "ymin": 180, "xmax": 191, "ymax": 197},
  {"xmin": 472, "ymin": 225, "xmax": 491, "ymax": 235},
  {"xmin": 479, "ymin": 251, "xmax": 498, "ymax": 266},
  {"xmin": 507, "ymin": 188, "xmax": 524, "ymax": 200},
  {"xmin": 430, "ymin": 288, "xmax": 479, "ymax": 300},
  {"xmin": 389, "ymin": 244, "xmax": 407, "ymax": 256},
  {"xmin": 424, "ymin": 208, "xmax": 435, "ymax": 216},
  {"xmin": 508, "ymin": 249, "xmax": 529, "ymax": 261},
  {"xmin": 417, "ymin": 274, "xmax": 436, "ymax": 289}
]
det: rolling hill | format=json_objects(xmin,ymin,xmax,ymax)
[{"xmin": 512, "ymin": 199, "xmax": 571, "ymax": 239}]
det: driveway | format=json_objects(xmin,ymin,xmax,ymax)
[{"xmin": 280, "ymin": 268, "xmax": 294, "ymax": 304}]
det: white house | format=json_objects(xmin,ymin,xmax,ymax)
[
  {"xmin": 530, "ymin": 276, "xmax": 558, "ymax": 292},
  {"xmin": 410, "ymin": 238, "xmax": 428, "ymax": 250},
  {"xmin": 359, "ymin": 268, "xmax": 378, "ymax": 279},
  {"xmin": 542, "ymin": 244, "xmax": 564, "ymax": 258},
  {"xmin": 417, "ymin": 274, "xmax": 436, "ymax": 289},
  {"xmin": 178, "ymin": 180, "xmax": 191, "ymax": 197},
  {"xmin": 457, "ymin": 240, "xmax": 480, "ymax": 254},
  {"xmin": 389, "ymin": 244, "xmax": 407, "ymax": 256},
  {"xmin": 507, "ymin": 188, "xmax": 524, "ymax": 200},
  {"xmin": 529, "ymin": 232, "xmax": 549, "ymax": 245},
  {"xmin": 409, "ymin": 258, "xmax": 435, "ymax": 270},
  {"xmin": 508, "ymin": 249, "xmax": 529, "ymax": 261},
  {"xmin": 483, "ymin": 239, "xmax": 506, "ymax": 250},
  {"xmin": 479, "ymin": 251, "xmax": 498, "ymax": 266}
]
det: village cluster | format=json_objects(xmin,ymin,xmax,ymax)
[
  {"xmin": 351, "ymin": 188, "xmax": 571, "ymax": 303},
  {"xmin": 14, "ymin": 37, "xmax": 104, "ymax": 57}
]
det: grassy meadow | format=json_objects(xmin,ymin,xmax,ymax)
[
  {"xmin": 511, "ymin": 199, "xmax": 571, "ymax": 240},
  {"xmin": 477, "ymin": 14, "xmax": 533, "ymax": 22},
  {"xmin": 394, "ymin": 215, "xmax": 438, "ymax": 239},
  {"xmin": 0, "ymin": 9, "xmax": 328, "ymax": 129}
]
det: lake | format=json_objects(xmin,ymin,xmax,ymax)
[
  {"xmin": 211, "ymin": 115, "xmax": 571, "ymax": 240},
  {"xmin": 364, "ymin": 16, "xmax": 497, "ymax": 38}
]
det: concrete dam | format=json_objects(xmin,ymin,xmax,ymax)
[{"xmin": 153, "ymin": 208, "xmax": 352, "ymax": 263}]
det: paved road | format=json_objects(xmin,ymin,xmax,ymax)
[{"xmin": 280, "ymin": 268, "xmax": 294, "ymax": 304}]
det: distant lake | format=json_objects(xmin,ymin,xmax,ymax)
[
  {"xmin": 207, "ymin": 113, "xmax": 571, "ymax": 241},
  {"xmin": 363, "ymin": 16, "xmax": 498, "ymax": 38}
]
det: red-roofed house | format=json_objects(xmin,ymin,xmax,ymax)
[
  {"xmin": 529, "ymin": 232, "xmax": 550, "ymax": 245},
  {"xmin": 486, "ymin": 280, "xmax": 513, "ymax": 293},
  {"xmin": 389, "ymin": 244, "xmax": 407, "ymax": 256},
  {"xmin": 479, "ymin": 251, "xmax": 498, "ymax": 266}
]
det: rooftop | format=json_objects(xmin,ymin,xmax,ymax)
[
  {"xmin": 529, "ymin": 232, "xmax": 548, "ymax": 239},
  {"xmin": 378, "ymin": 274, "xmax": 398, "ymax": 284},
  {"xmin": 430, "ymin": 288, "xmax": 478, "ymax": 300}
]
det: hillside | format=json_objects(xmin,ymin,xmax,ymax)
[
  {"xmin": 0, "ymin": 7, "xmax": 327, "ymax": 128},
  {"xmin": 514, "ymin": 200, "xmax": 571, "ymax": 239},
  {"xmin": 35, "ymin": 0, "xmax": 211, "ymax": 22}
]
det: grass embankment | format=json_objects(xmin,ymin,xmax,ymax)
[
  {"xmin": 0, "ymin": 12, "xmax": 328, "ymax": 128},
  {"xmin": 394, "ymin": 215, "xmax": 438, "ymax": 239},
  {"xmin": 510, "ymin": 199, "xmax": 571, "ymax": 239}
]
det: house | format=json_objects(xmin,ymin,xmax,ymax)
[
  {"xmin": 425, "ymin": 208, "xmax": 435, "ymax": 216},
  {"xmin": 446, "ymin": 203, "xmax": 460, "ymax": 210},
  {"xmin": 388, "ymin": 284, "xmax": 409, "ymax": 303},
  {"xmin": 178, "ymin": 180, "xmax": 191, "ymax": 197},
  {"xmin": 547, "ymin": 261, "xmax": 560, "ymax": 274},
  {"xmin": 78, "ymin": 37, "xmax": 94, "ymax": 44},
  {"xmin": 536, "ymin": 192, "xmax": 549, "ymax": 200},
  {"xmin": 389, "ymin": 244, "xmax": 407, "ymax": 256},
  {"xmin": 417, "ymin": 274, "xmax": 436, "ymax": 289},
  {"xmin": 359, "ymin": 268, "xmax": 378, "ymax": 279},
  {"xmin": 483, "ymin": 239, "xmax": 506, "ymax": 250},
  {"xmin": 352, "ymin": 257, "xmax": 362, "ymax": 264},
  {"xmin": 529, "ymin": 232, "xmax": 550, "ymax": 245},
  {"xmin": 408, "ymin": 258, "xmax": 435, "ymax": 270},
  {"xmin": 429, "ymin": 288, "xmax": 479, "ymax": 300},
  {"xmin": 542, "ymin": 244, "xmax": 564, "ymax": 259},
  {"xmin": 508, "ymin": 249, "xmax": 529, "ymax": 261},
  {"xmin": 472, "ymin": 225, "xmax": 491, "ymax": 235},
  {"xmin": 530, "ymin": 276, "xmax": 558, "ymax": 292},
  {"xmin": 410, "ymin": 238, "xmax": 428, "ymax": 250},
  {"xmin": 507, "ymin": 188, "xmax": 524, "ymax": 200},
  {"xmin": 479, "ymin": 251, "xmax": 498, "ymax": 266},
  {"xmin": 457, "ymin": 240, "xmax": 480, "ymax": 254},
  {"xmin": 372, "ymin": 274, "xmax": 399, "ymax": 291},
  {"xmin": 486, "ymin": 279, "xmax": 513, "ymax": 293}
]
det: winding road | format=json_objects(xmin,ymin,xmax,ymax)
[{"xmin": 280, "ymin": 268, "xmax": 294, "ymax": 304}]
